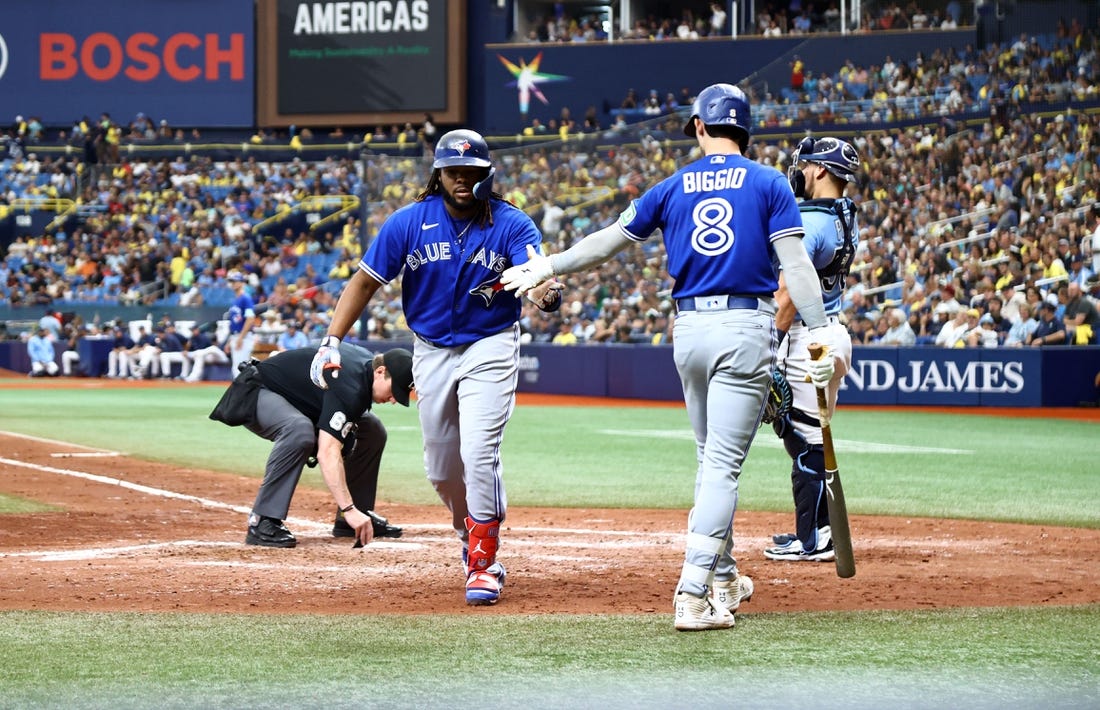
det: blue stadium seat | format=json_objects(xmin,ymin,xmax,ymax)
[
  {"xmin": 968, "ymin": 74, "xmax": 988, "ymax": 94},
  {"xmin": 261, "ymin": 275, "xmax": 280, "ymax": 293}
]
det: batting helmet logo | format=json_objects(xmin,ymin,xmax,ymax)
[{"xmin": 433, "ymin": 129, "xmax": 492, "ymax": 170}]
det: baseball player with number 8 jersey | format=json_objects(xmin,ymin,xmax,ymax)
[
  {"xmin": 311, "ymin": 129, "xmax": 562, "ymax": 606},
  {"xmin": 501, "ymin": 83, "xmax": 842, "ymax": 631}
]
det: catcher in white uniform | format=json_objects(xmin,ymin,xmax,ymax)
[{"xmin": 763, "ymin": 136, "xmax": 860, "ymax": 562}]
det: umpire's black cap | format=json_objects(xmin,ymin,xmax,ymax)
[{"xmin": 382, "ymin": 348, "xmax": 414, "ymax": 406}]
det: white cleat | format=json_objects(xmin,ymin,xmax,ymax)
[
  {"xmin": 711, "ymin": 574, "xmax": 754, "ymax": 613},
  {"xmin": 674, "ymin": 592, "xmax": 736, "ymax": 631}
]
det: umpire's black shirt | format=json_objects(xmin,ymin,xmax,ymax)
[{"xmin": 256, "ymin": 345, "xmax": 375, "ymax": 442}]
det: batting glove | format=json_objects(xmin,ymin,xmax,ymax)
[
  {"xmin": 807, "ymin": 352, "xmax": 835, "ymax": 389},
  {"xmin": 806, "ymin": 326, "xmax": 837, "ymax": 389},
  {"xmin": 500, "ymin": 244, "xmax": 554, "ymax": 297},
  {"xmin": 310, "ymin": 335, "xmax": 342, "ymax": 389}
]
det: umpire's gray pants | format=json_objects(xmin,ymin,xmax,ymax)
[{"xmin": 245, "ymin": 388, "xmax": 387, "ymax": 521}]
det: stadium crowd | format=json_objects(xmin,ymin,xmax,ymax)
[
  {"xmin": 2, "ymin": 29, "xmax": 1099, "ymax": 378},
  {"xmin": 516, "ymin": 0, "xmax": 972, "ymax": 43}
]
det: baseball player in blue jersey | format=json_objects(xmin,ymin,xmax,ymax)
[
  {"xmin": 309, "ymin": 129, "xmax": 562, "ymax": 606},
  {"xmin": 226, "ymin": 271, "xmax": 257, "ymax": 371},
  {"xmin": 501, "ymin": 84, "xmax": 840, "ymax": 631},
  {"xmin": 765, "ymin": 136, "xmax": 861, "ymax": 563}
]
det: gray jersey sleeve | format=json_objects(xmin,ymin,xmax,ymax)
[
  {"xmin": 548, "ymin": 224, "xmax": 634, "ymax": 275},
  {"xmin": 774, "ymin": 234, "xmax": 827, "ymax": 328}
]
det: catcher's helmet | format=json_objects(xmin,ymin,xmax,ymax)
[
  {"xmin": 683, "ymin": 83, "xmax": 752, "ymax": 145},
  {"xmin": 432, "ymin": 129, "xmax": 492, "ymax": 169},
  {"xmin": 790, "ymin": 135, "xmax": 860, "ymax": 184}
]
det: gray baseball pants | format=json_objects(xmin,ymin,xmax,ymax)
[{"xmin": 246, "ymin": 388, "xmax": 386, "ymax": 521}]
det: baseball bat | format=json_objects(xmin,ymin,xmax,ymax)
[{"xmin": 808, "ymin": 344, "xmax": 856, "ymax": 579}]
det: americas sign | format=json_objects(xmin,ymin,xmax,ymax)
[{"xmin": 1, "ymin": 0, "xmax": 253, "ymax": 126}]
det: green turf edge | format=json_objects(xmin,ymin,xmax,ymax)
[
  {"xmin": 0, "ymin": 492, "xmax": 57, "ymax": 514},
  {"xmin": 0, "ymin": 606, "xmax": 1096, "ymax": 709}
]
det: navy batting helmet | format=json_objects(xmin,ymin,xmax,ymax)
[
  {"xmin": 683, "ymin": 83, "xmax": 752, "ymax": 144},
  {"xmin": 790, "ymin": 136, "xmax": 860, "ymax": 184},
  {"xmin": 433, "ymin": 129, "xmax": 492, "ymax": 169}
]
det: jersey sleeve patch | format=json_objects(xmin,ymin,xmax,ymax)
[{"xmin": 329, "ymin": 411, "xmax": 347, "ymax": 433}]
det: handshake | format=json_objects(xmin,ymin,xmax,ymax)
[{"xmin": 500, "ymin": 245, "xmax": 562, "ymax": 311}]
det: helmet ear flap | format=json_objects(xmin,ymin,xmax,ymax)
[{"xmin": 472, "ymin": 167, "xmax": 496, "ymax": 200}]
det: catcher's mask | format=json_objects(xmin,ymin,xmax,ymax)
[{"xmin": 788, "ymin": 135, "xmax": 861, "ymax": 197}]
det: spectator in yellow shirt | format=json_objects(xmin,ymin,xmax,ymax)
[{"xmin": 551, "ymin": 319, "xmax": 578, "ymax": 345}]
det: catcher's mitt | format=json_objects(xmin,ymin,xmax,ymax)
[{"xmin": 760, "ymin": 369, "xmax": 793, "ymax": 425}]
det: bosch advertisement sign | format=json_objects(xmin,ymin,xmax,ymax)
[
  {"xmin": 256, "ymin": 0, "xmax": 467, "ymax": 127},
  {"xmin": 2, "ymin": 0, "xmax": 253, "ymax": 126}
]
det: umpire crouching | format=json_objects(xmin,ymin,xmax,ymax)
[{"xmin": 214, "ymin": 343, "xmax": 413, "ymax": 548}]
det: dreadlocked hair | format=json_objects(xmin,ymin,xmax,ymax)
[{"xmin": 416, "ymin": 168, "xmax": 502, "ymax": 227}]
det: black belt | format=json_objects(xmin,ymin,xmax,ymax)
[{"xmin": 676, "ymin": 295, "xmax": 765, "ymax": 312}]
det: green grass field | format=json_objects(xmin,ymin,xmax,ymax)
[{"xmin": 0, "ymin": 386, "xmax": 1097, "ymax": 708}]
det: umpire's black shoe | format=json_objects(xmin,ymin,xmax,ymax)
[
  {"xmin": 332, "ymin": 509, "xmax": 403, "ymax": 539},
  {"xmin": 245, "ymin": 516, "xmax": 297, "ymax": 548}
]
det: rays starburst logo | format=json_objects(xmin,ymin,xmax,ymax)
[{"xmin": 497, "ymin": 51, "xmax": 571, "ymax": 116}]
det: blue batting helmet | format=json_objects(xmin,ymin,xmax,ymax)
[
  {"xmin": 791, "ymin": 135, "xmax": 860, "ymax": 184},
  {"xmin": 683, "ymin": 83, "xmax": 752, "ymax": 143},
  {"xmin": 432, "ymin": 129, "xmax": 492, "ymax": 169}
]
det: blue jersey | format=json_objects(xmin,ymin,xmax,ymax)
[
  {"xmin": 360, "ymin": 195, "xmax": 542, "ymax": 346},
  {"xmin": 228, "ymin": 292, "xmax": 256, "ymax": 334},
  {"xmin": 158, "ymin": 331, "xmax": 185, "ymax": 353},
  {"xmin": 618, "ymin": 153, "xmax": 802, "ymax": 299},
  {"xmin": 779, "ymin": 197, "xmax": 859, "ymax": 319},
  {"xmin": 112, "ymin": 333, "xmax": 135, "ymax": 350},
  {"xmin": 800, "ymin": 198, "xmax": 859, "ymax": 315}
]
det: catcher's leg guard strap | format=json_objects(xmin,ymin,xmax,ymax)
[
  {"xmin": 792, "ymin": 445, "xmax": 829, "ymax": 550},
  {"xmin": 465, "ymin": 516, "xmax": 500, "ymax": 573}
]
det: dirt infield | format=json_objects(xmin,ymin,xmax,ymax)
[{"xmin": 2, "ymin": 424, "xmax": 1099, "ymax": 617}]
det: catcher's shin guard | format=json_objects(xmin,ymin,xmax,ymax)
[
  {"xmin": 464, "ymin": 516, "xmax": 500, "ymax": 574},
  {"xmin": 788, "ymin": 437, "xmax": 830, "ymax": 552}
]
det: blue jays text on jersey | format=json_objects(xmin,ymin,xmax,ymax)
[
  {"xmin": 359, "ymin": 194, "xmax": 542, "ymax": 347},
  {"xmin": 617, "ymin": 153, "xmax": 803, "ymax": 300}
]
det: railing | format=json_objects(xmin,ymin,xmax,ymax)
[
  {"xmin": 251, "ymin": 195, "xmax": 358, "ymax": 235},
  {"xmin": 309, "ymin": 195, "xmax": 360, "ymax": 234},
  {"xmin": 859, "ymin": 280, "xmax": 905, "ymax": 297},
  {"xmin": 2, "ymin": 197, "xmax": 74, "ymax": 214},
  {"xmin": 937, "ymin": 226, "xmax": 996, "ymax": 252}
]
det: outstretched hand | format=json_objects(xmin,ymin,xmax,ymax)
[{"xmin": 500, "ymin": 245, "xmax": 554, "ymax": 297}]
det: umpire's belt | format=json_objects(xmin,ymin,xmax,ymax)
[{"xmin": 676, "ymin": 295, "xmax": 772, "ymax": 313}]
